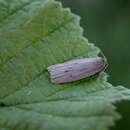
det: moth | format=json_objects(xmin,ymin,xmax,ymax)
[{"xmin": 47, "ymin": 55, "xmax": 108, "ymax": 84}]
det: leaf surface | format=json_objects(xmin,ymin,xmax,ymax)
[{"xmin": 0, "ymin": 0, "xmax": 130, "ymax": 130}]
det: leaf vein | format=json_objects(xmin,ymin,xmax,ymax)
[
  {"xmin": 0, "ymin": 17, "xmax": 74, "ymax": 71},
  {"xmin": 0, "ymin": 0, "xmax": 33, "ymax": 24}
]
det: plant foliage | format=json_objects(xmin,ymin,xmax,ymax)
[{"xmin": 0, "ymin": 0, "xmax": 130, "ymax": 130}]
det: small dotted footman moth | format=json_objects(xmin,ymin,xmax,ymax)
[{"xmin": 47, "ymin": 53, "xmax": 108, "ymax": 84}]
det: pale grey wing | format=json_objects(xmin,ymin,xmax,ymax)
[{"xmin": 47, "ymin": 57, "xmax": 107, "ymax": 84}]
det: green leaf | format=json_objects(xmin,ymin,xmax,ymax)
[{"xmin": 0, "ymin": 0, "xmax": 130, "ymax": 130}]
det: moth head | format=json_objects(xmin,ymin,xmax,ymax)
[{"xmin": 99, "ymin": 57, "xmax": 108, "ymax": 71}]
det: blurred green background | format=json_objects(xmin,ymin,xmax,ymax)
[{"xmin": 58, "ymin": 0, "xmax": 130, "ymax": 130}]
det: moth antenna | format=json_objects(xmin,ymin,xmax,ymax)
[
  {"xmin": 99, "ymin": 49, "xmax": 108, "ymax": 69},
  {"xmin": 99, "ymin": 50, "xmax": 106, "ymax": 60}
]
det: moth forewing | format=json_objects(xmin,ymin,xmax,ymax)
[{"xmin": 47, "ymin": 57, "xmax": 107, "ymax": 84}]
